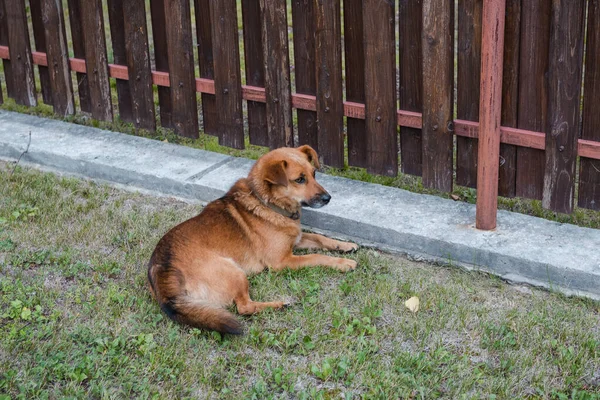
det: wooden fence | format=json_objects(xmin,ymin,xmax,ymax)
[{"xmin": 0, "ymin": 0, "xmax": 600, "ymax": 224}]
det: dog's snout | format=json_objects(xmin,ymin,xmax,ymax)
[{"xmin": 320, "ymin": 193, "xmax": 331, "ymax": 204}]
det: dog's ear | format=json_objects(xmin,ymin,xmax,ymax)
[
  {"xmin": 264, "ymin": 160, "xmax": 288, "ymax": 187},
  {"xmin": 297, "ymin": 145, "xmax": 321, "ymax": 169}
]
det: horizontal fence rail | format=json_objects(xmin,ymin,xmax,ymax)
[{"xmin": 1, "ymin": 45, "xmax": 597, "ymax": 161}]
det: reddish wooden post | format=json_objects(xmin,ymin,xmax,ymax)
[{"xmin": 476, "ymin": 0, "xmax": 506, "ymax": 230}]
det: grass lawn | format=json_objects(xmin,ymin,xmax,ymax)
[{"xmin": 1, "ymin": 162, "xmax": 599, "ymax": 399}]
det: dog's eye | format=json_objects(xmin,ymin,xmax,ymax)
[{"xmin": 295, "ymin": 176, "xmax": 306, "ymax": 184}]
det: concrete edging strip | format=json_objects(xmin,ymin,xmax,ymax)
[{"xmin": 1, "ymin": 110, "xmax": 599, "ymax": 299}]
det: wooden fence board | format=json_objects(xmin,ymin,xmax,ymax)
[
  {"xmin": 292, "ymin": 0, "xmax": 318, "ymax": 152},
  {"xmin": 260, "ymin": 0, "xmax": 294, "ymax": 149},
  {"xmin": 343, "ymin": 0, "xmax": 366, "ymax": 168},
  {"xmin": 150, "ymin": 0, "xmax": 173, "ymax": 128},
  {"xmin": 210, "ymin": 0, "xmax": 244, "ymax": 148},
  {"xmin": 5, "ymin": 0, "xmax": 36, "ymax": 106},
  {"xmin": 0, "ymin": 0, "xmax": 12, "ymax": 100},
  {"xmin": 542, "ymin": 0, "xmax": 585, "ymax": 213},
  {"xmin": 29, "ymin": 0, "xmax": 52, "ymax": 105},
  {"xmin": 398, "ymin": 0, "xmax": 422, "ymax": 176},
  {"xmin": 123, "ymin": 0, "xmax": 156, "ymax": 131},
  {"xmin": 108, "ymin": 0, "xmax": 134, "ymax": 122},
  {"xmin": 242, "ymin": 0, "xmax": 268, "ymax": 147},
  {"xmin": 422, "ymin": 0, "xmax": 453, "ymax": 190},
  {"xmin": 195, "ymin": 0, "xmax": 218, "ymax": 136},
  {"xmin": 66, "ymin": 0, "xmax": 91, "ymax": 113},
  {"xmin": 315, "ymin": 0, "xmax": 344, "ymax": 167},
  {"xmin": 456, "ymin": 0, "xmax": 481, "ymax": 189},
  {"xmin": 363, "ymin": 0, "xmax": 397, "ymax": 176},
  {"xmin": 579, "ymin": 0, "xmax": 600, "ymax": 211},
  {"xmin": 164, "ymin": 0, "xmax": 198, "ymax": 138},
  {"xmin": 516, "ymin": 1, "xmax": 550, "ymax": 200},
  {"xmin": 498, "ymin": 0, "xmax": 520, "ymax": 198},
  {"xmin": 42, "ymin": 0, "xmax": 75, "ymax": 116},
  {"xmin": 81, "ymin": 0, "xmax": 112, "ymax": 121}
]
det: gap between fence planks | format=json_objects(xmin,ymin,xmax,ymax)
[
  {"xmin": 107, "ymin": 0, "xmax": 134, "ymax": 123},
  {"xmin": 150, "ymin": 0, "xmax": 172, "ymax": 128},
  {"xmin": 195, "ymin": 0, "xmax": 218, "ymax": 137},
  {"xmin": 29, "ymin": 0, "xmax": 52, "ymax": 105},
  {"xmin": 0, "ymin": 45, "xmax": 599, "ymax": 162}
]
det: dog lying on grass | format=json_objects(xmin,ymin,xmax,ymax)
[{"xmin": 148, "ymin": 145, "xmax": 358, "ymax": 334}]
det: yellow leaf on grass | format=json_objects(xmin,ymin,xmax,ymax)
[{"xmin": 405, "ymin": 296, "xmax": 420, "ymax": 313}]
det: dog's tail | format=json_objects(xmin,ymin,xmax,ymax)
[
  {"xmin": 161, "ymin": 297, "xmax": 243, "ymax": 335},
  {"xmin": 148, "ymin": 262, "xmax": 243, "ymax": 335}
]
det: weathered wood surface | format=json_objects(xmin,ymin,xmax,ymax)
[
  {"xmin": 422, "ymin": 0, "xmax": 454, "ymax": 190},
  {"xmin": 210, "ymin": 0, "xmax": 244, "ymax": 148},
  {"xmin": 42, "ymin": 0, "xmax": 75, "ymax": 116},
  {"xmin": 315, "ymin": 0, "xmax": 344, "ymax": 167},
  {"xmin": 260, "ymin": 0, "xmax": 294, "ymax": 148}
]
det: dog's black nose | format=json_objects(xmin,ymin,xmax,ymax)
[{"xmin": 320, "ymin": 193, "xmax": 331, "ymax": 204}]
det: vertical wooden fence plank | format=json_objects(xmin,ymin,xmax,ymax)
[
  {"xmin": 81, "ymin": 0, "xmax": 112, "ymax": 121},
  {"xmin": 5, "ymin": 0, "xmax": 36, "ymax": 106},
  {"xmin": 123, "ymin": 0, "xmax": 156, "ymax": 131},
  {"xmin": 242, "ymin": 0, "xmax": 268, "ymax": 147},
  {"xmin": 292, "ymin": 0, "xmax": 318, "ymax": 151},
  {"xmin": 195, "ymin": 0, "xmax": 218, "ymax": 136},
  {"xmin": 108, "ymin": 0, "xmax": 134, "ymax": 122},
  {"xmin": 209, "ymin": 0, "xmax": 244, "ymax": 149},
  {"xmin": 498, "ymin": 0, "xmax": 520, "ymax": 198},
  {"xmin": 164, "ymin": 0, "xmax": 198, "ymax": 138},
  {"xmin": 0, "ymin": 0, "xmax": 13, "ymax": 99},
  {"xmin": 260, "ymin": 0, "xmax": 294, "ymax": 149},
  {"xmin": 150, "ymin": 0, "xmax": 173, "ymax": 128},
  {"xmin": 475, "ymin": 0, "xmax": 506, "ymax": 230},
  {"xmin": 67, "ymin": 0, "xmax": 91, "ymax": 113},
  {"xmin": 29, "ymin": 0, "xmax": 52, "ymax": 105},
  {"xmin": 344, "ymin": 0, "xmax": 366, "ymax": 168},
  {"xmin": 456, "ymin": 0, "xmax": 482, "ymax": 189},
  {"xmin": 422, "ymin": 0, "xmax": 453, "ymax": 190},
  {"xmin": 315, "ymin": 0, "xmax": 344, "ymax": 167},
  {"xmin": 542, "ymin": 0, "xmax": 585, "ymax": 213},
  {"xmin": 363, "ymin": 0, "xmax": 397, "ymax": 176},
  {"xmin": 42, "ymin": 0, "xmax": 75, "ymax": 116},
  {"xmin": 579, "ymin": 0, "xmax": 600, "ymax": 211},
  {"xmin": 398, "ymin": 0, "xmax": 423, "ymax": 176},
  {"xmin": 516, "ymin": 1, "xmax": 550, "ymax": 200}
]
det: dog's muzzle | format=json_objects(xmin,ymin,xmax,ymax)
[{"xmin": 302, "ymin": 192, "xmax": 331, "ymax": 209}]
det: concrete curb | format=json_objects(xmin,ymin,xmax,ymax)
[{"xmin": 1, "ymin": 110, "xmax": 599, "ymax": 299}]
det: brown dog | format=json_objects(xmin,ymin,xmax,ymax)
[{"xmin": 147, "ymin": 145, "xmax": 358, "ymax": 334}]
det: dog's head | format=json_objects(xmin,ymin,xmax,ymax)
[{"xmin": 249, "ymin": 145, "xmax": 331, "ymax": 209}]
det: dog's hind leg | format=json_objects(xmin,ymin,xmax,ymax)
[{"xmin": 230, "ymin": 269, "xmax": 287, "ymax": 315}]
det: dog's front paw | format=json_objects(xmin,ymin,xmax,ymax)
[
  {"xmin": 336, "ymin": 242, "xmax": 359, "ymax": 253},
  {"xmin": 335, "ymin": 258, "xmax": 357, "ymax": 272}
]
